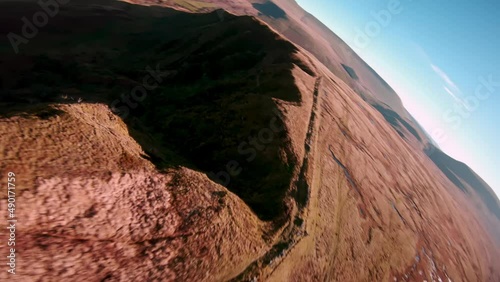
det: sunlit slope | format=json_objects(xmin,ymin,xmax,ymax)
[{"xmin": 0, "ymin": 0, "xmax": 498, "ymax": 281}]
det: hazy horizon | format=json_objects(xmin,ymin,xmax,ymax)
[{"xmin": 296, "ymin": 0, "xmax": 500, "ymax": 199}]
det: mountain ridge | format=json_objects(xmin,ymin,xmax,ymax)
[{"xmin": 0, "ymin": 0, "xmax": 498, "ymax": 281}]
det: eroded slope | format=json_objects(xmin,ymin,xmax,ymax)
[
  {"xmin": 0, "ymin": 1, "xmax": 499, "ymax": 282},
  {"xmin": 0, "ymin": 104, "xmax": 268, "ymax": 281}
]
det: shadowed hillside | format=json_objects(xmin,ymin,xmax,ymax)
[
  {"xmin": 252, "ymin": 1, "xmax": 286, "ymax": 19},
  {"xmin": 426, "ymin": 144, "xmax": 500, "ymax": 219},
  {"xmin": 373, "ymin": 103, "xmax": 423, "ymax": 142},
  {"xmin": 0, "ymin": 0, "xmax": 318, "ymax": 221},
  {"xmin": 0, "ymin": 0, "xmax": 499, "ymax": 281}
]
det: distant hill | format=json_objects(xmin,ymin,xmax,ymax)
[{"xmin": 0, "ymin": 0, "xmax": 498, "ymax": 281}]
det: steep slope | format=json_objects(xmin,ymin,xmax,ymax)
[
  {"xmin": 0, "ymin": 1, "xmax": 302, "ymax": 280},
  {"xmin": 426, "ymin": 144, "xmax": 500, "ymax": 244},
  {"xmin": 124, "ymin": 0, "xmax": 431, "ymax": 145},
  {"xmin": 264, "ymin": 61, "xmax": 500, "ymax": 282},
  {"xmin": 124, "ymin": 0, "xmax": 500, "ymax": 256},
  {"xmin": 427, "ymin": 145, "xmax": 500, "ymax": 217},
  {"xmin": 0, "ymin": 103, "xmax": 268, "ymax": 281},
  {"xmin": 0, "ymin": 0, "xmax": 499, "ymax": 281}
]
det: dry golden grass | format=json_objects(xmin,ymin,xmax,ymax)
[
  {"xmin": 0, "ymin": 1, "xmax": 498, "ymax": 281},
  {"xmin": 0, "ymin": 103, "xmax": 270, "ymax": 282}
]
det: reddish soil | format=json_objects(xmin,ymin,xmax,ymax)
[{"xmin": 0, "ymin": 1, "xmax": 498, "ymax": 281}]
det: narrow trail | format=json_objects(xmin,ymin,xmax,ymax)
[
  {"xmin": 230, "ymin": 76, "xmax": 323, "ymax": 281},
  {"xmin": 327, "ymin": 145, "xmax": 361, "ymax": 198},
  {"xmin": 295, "ymin": 76, "xmax": 322, "ymax": 208},
  {"xmin": 327, "ymin": 140, "xmax": 382, "ymax": 226},
  {"xmin": 391, "ymin": 201, "xmax": 408, "ymax": 225}
]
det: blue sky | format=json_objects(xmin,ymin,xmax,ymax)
[{"xmin": 296, "ymin": 0, "xmax": 500, "ymax": 197}]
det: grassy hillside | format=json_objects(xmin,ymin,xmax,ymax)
[{"xmin": 0, "ymin": 0, "xmax": 315, "ymax": 220}]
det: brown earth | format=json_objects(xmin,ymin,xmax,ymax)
[{"xmin": 0, "ymin": 0, "xmax": 498, "ymax": 281}]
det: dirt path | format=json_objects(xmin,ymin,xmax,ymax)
[
  {"xmin": 295, "ymin": 76, "xmax": 323, "ymax": 208},
  {"xmin": 230, "ymin": 76, "xmax": 324, "ymax": 281}
]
